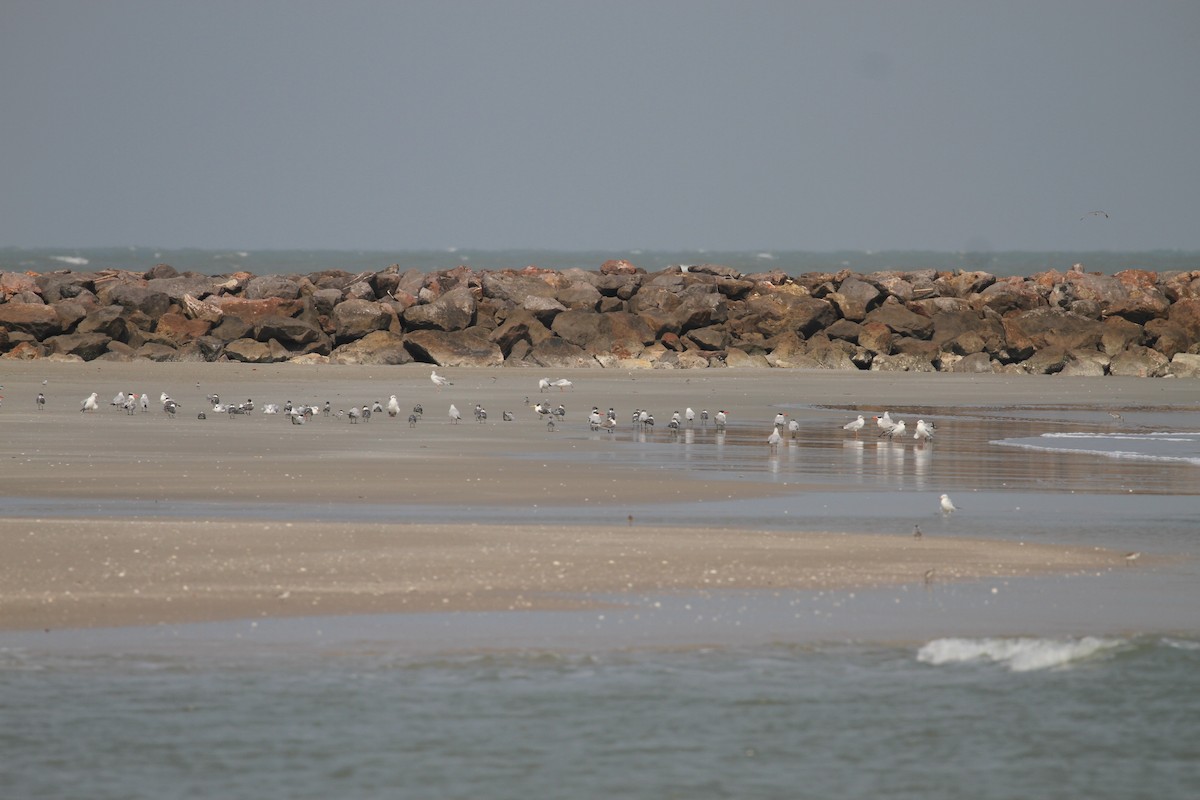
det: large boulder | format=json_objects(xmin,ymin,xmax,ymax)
[
  {"xmin": 329, "ymin": 331, "xmax": 413, "ymax": 365},
  {"xmin": 480, "ymin": 272, "xmax": 559, "ymax": 305},
  {"xmin": 243, "ymin": 275, "xmax": 302, "ymax": 300},
  {"xmin": 224, "ymin": 337, "xmax": 291, "ymax": 363},
  {"xmin": 551, "ymin": 310, "xmax": 655, "ymax": 360},
  {"xmin": 730, "ymin": 290, "xmax": 836, "ymax": 338},
  {"xmin": 862, "ymin": 301, "xmax": 933, "ymax": 339},
  {"xmin": 1003, "ymin": 308, "xmax": 1104, "ymax": 352},
  {"xmin": 216, "ymin": 297, "xmax": 304, "ymax": 325},
  {"xmin": 0, "ymin": 302, "xmax": 63, "ymax": 339},
  {"xmin": 102, "ymin": 283, "xmax": 172, "ymax": 318},
  {"xmin": 1109, "ymin": 346, "xmax": 1171, "ymax": 378},
  {"xmin": 155, "ymin": 312, "xmax": 212, "ymax": 346},
  {"xmin": 489, "ymin": 309, "xmax": 553, "ymax": 355},
  {"xmin": 404, "ymin": 329, "xmax": 503, "ymax": 367},
  {"xmin": 1169, "ymin": 353, "xmax": 1200, "ymax": 378},
  {"xmin": 0, "ymin": 271, "xmax": 40, "ymax": 301},
  {"xmin": 332, "ymin": 299, "xmax": 391, "ymax": 343},
  {"xmin": 524, "ymin": 337, "xmax": 600, "ymax": 368},
  {"xmin": 828, "ymin": 277, "xmax": 882, "ymax": 321},
  {"xmin": 402, "ymin": 286, "xmax": 476, "ymax": 331},
  {"xmin": 255, "ymin": 315, "xmax": 327, "ymax": 349},
  {"xmin": 43, "ymin": 332, "xmax": 111, "ymax": 360}
]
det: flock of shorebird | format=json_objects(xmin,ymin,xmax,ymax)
[{"xmin": 31, "ymin": 368, "xmax": 971, "ymax": 516}]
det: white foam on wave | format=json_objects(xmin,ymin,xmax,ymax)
[
  {"xmin": 991, "ymin": 432, "xmax": 1200, "ymax": 466},
  {"xmin": 917, "ymin": 636, "xmax": 1126, "ymax": 672},
  {"xmin": 50, "ymin": 255, "xmax": 89, "ymax": 266}
]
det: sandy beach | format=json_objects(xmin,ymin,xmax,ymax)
[{"xmin": 0, "ymin": 361, "xmax": 1193, "ymax": 632}]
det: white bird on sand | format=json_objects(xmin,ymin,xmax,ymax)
[
  {"xmin": 538, "ymin": 377, "xmax": 551, "ymax": 393},
  {"xmin": 387, "ymin": 395, "xmax": 401, "ymax": 417},
  {"xmin": 347, "ymin": 406, "xmax": 360, "ymax": 423},
  {"xmin": 875, "ymin": 411, "xmax": 894, "ymax": 431},
  {"xmin": 883, "ymin": 419, "xmax": 907, "ymax": 439},
  {"xmin": 843, "ymin": 414, "xmax": 866, "ymax": 437},
  {"xmin": 551, "ymin": 378, "xmax": 573, "ymax": 391},
  {"xmin": 111, "ymin": 391, "xmax": 126, "ymax": 408},
  {"xmin": 431, "ymin": 370, "xmax": 452, "ymax": 390},
  {"xmin": 81, "ymin": 392, "xmax": 99, "ymax": 412},
  {"xmin": 685, "ymin": 407, "xmax": 695, "ymax": 425},
  {"xmin": 788, "ymin": 419, "xmax": 800, "ymax": 438},
  {"xmin": 715, "ymin": 410, "xmax": 727, "ymax": 430},
  {"xmin": 139, "ymin": 393, "xmax": 148, "ymax": 412},
  {"xmin": 449, "ymin": 403, "xmax": 461, "ymax": 424},
  {"xmin": 768, "ymin": 428, "xmax": 783, "ymax": 447},
  {"xmin": 940, "ymin": 493, "xmax": 957, "ymax": 514},
  {"xmin": 774, "ymin": 412, "xmax": 787, "ymax": 429},
  {"xmin": 913, "ymin": 419, "xmax": 935, "ymax": 444}
]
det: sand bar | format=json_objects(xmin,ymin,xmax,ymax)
[{"xmin": 0, "ymin": 362, "xmax": 1193, "ymax": 631}]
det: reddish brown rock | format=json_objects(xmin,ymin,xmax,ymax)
[
  {"xmin": 0, "ymin": 302, "xmax": 63, "ymax": 339},
  {"xmin": 155, "ymin": 312, "xmax": 212, "ymax": 346}
]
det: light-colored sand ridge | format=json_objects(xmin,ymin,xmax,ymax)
[{"xmin": 0, "ymin": 517, "xmax": 1128, "ymax": 631}]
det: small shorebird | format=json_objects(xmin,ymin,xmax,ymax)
[
  {"xmin": 924, "ymin": 568, "xmax": 936, "ymax": 585},
  {"xmin": 913, "ymin": 524, "xmax": 923, "ymax": 539},
  {"xmin": 940, "ymin": 493, "xmax": 957, "ymax": 514},
  {"xmin": 843, "ymin": 414, "xmax": 866, "ymax": 437},
  {"xmin": 36, "ymin": 392, "xmax": 46, "ymax": 411},
  {"xmin": 1123, "ymin": 551, "xmax": 1142, "ymax": 565}
]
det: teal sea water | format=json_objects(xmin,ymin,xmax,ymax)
[{"xmin": 3, "ymin": 246, "xmax": 1197, "ymax": 277}]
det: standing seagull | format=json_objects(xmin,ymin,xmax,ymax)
[
  {"xmin": 387, "ymin": 395, "xmax": 401, "ymax": 418},
  {"xmin": 883, "ymin": 419, "xmax": 907, "ymax": 439},
  {"xmin": 431, "ymin": 370, "xmax": 452, "ymax": 391},
  {"xmin": 788, "ymin": 418, "xmax": 801, "ymax": 439},
  {"xmin": 913, "ymin": 419, "xmax": 935, "ymax": 445},
  {"xmin": 538, "ymin": 377, "xmax": 551, "ymax": 393},
  {"xmin": 767, "ymin": 428, "xmax": 783, "ymax": 448},
  {"xmin": 448, "ymin": 404, "xmax": 461, "ymax": 424},
  {"xmin": 81, "ymin": 393, "xmax": 99, "ymax": 412},
  {"xmin": 685, "ymin": 407, "xmax": 695, "ymax": 425},
  {"xmin": 843, "ymin": 414, "xmax": 866, "ymax": 438},
  {"xmin": 939, "ymin": 494, "xmax": 957, "ymax": 514}
]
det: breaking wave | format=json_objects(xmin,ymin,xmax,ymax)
[{"xmin": 916, "ymin": 636, "xmax": 1127, "ymax": 672}]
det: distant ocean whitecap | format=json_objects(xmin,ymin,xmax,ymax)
[
  {"xmin": 991, "ymin": 431, "xmax": 1200, "ymax": 466},
  {"xmin": 50, "ymin": 255, "xmax": 88, "ymax": 266},
  {"xmin": 917, "ymin": 636, "xmax": 1127, "ymax": 672}
]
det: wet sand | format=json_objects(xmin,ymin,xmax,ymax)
[{"xmin": 0, "ymin": 361, "xmax": 1193, "ymax": 631}]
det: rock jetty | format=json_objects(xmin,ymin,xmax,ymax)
[{"xmin": 3, "ymin": 259, "xmax": 1200, "ymax": 377}]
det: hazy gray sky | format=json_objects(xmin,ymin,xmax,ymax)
[{"xmin": 2, "ymin": 1, "xmax": 1197, "ymax": 252}]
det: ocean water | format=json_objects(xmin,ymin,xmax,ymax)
[
  {"xmin": 2, "ymin": 630, "xmax": 1198, "ymax": 800},
  {"xmin": 2, "ymin": 400, "xmax": 1200, "ymax": 798},
  {"xmin": 3, "ymin": 245, "xmax": 1197, "ymax": 277}
]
